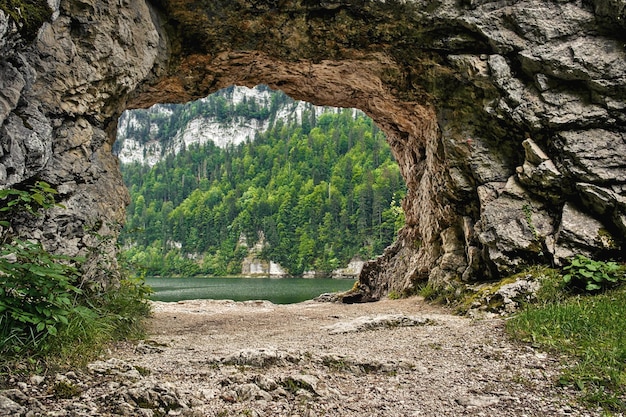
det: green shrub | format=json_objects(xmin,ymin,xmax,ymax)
[
  {"xmin": 0, "ymin": 239, "xmax": 84, "ymax": 354},
  {"xmin": 563, "ymin": 255, "xmax": 625, "ymax": 292},
  {"xmin": 0, "ymin": 181, "xmax": 152, "ymax": 372},
  {"xmin": 0, "ymin": 181, "xmax": 81, "ymax": 355}
]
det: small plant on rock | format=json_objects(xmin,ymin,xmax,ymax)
[{"xmin": 563, "ymin": 255, "xmax": 625, "ymax": 292}]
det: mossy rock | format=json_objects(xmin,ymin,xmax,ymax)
[
  {"xmin": 460, "ymin": 267, "xmax": 561, "ymax": 316},
  {"xmin": 0, "ymin": 0, "xmax": 52, "ymax": 41},
  {"xmin": 52, "ymin": 380, "xmax": 81, "ymax": 399}
]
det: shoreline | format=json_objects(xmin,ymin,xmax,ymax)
[{"xmin": 145, "ymin": 274, "xmax": 358, "ymax": 280}]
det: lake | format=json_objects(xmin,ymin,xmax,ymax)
[{"xmin": 146, "ymin": 277, "xmax": 356, "ymax": 304}]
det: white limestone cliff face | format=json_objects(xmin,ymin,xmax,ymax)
[
  {"xmin": 115, "ymin": 86, "xmax": 357, "ymax": 167},
  {"xmin": 239, "ymin": 232, "xmax": 288, "ymax": 277}
]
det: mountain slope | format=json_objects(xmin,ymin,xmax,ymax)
[{"xmin": 118, "ymin": 90, "xmax": 406, "ymax": 277}]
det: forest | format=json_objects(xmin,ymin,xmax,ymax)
[{"xmin": 119, "ymin": 95, "xmax": 406, "ymax": 277}]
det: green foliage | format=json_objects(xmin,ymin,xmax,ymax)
[
  {"xmin": 506, "ymin": 261, "xmax": 626, "ymax": 412},
  {"xmin": 0, "ymin": 181, "xmax": 81, "ymax": 355},
  {"xmin": 563, "ymin": 255, "xmax": 625, "ymax": 292},
  {"xmin": 418, "ymin": 282, "xmax": 460, "ymax": 306},
  {"xmin": 48, "ymin": 275, "xmax": 152, "ymax": 367},
  {"xmin": 507, "ymin": 286, "xmax": 626, "ymax": 412},
  {"xmin": 0, "ymin": 239, "xmax": 83, "ymax": 353},
  {"xmin": 417, "ymin": 283, "xmax": 438, "ymax": 301},
  {"xmin": 0, "ymin": 181, "xmax": 60, "ymax": 228},
  {"xmin": 120, "ymin": 98, "xmax": 406, "ymax": 276},
  {"xmin": 387, "ymin": 290, "xmax": 401, "ymax": 300},
  {"xmin": 418, "ymin": 261, "xmax": 626, "ymax": 412},
  {"xmin": 93, "ymin": 276, "xmax": 152, "ymax": 339},
  {"xmin": 0, "ymin": 181, "xmax": 152, "ymax": 372}
]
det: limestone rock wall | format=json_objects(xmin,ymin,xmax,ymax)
[
  {"xmin": 1, "ymin": 0, "xmax": 624, "ymax": 296},
  {"xmin": 0, "ymin": 0, "xmax": 169, "ymax": 282}
]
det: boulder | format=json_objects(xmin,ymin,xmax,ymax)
[
  {"xmin": 553, "ymin": 202, "xmax": 618, "ymax": 262},
  {"xmin": 0, "ymin": 395, "xmax": 25, "ymax": 417}
]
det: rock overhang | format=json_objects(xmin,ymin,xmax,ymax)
[{"xmin": 0, "ymin": 0, "xmax": 624, "ymax": 296}]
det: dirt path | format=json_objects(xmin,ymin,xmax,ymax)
[{"xmin": 113, "ymin": 297, "xmax": 600, "ymax": 417}]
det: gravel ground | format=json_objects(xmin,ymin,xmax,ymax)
[
  {"xmin": 115, "ymin": 296, "xmax": 603, "ymax": 417},
  {"xmin": 1, "ymin": 296, "xmax": 609, "ymax": 416}
]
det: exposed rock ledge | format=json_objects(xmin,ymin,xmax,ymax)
[{"xmin": 1, "ymin": 0, "xmax": 625, "ymax": 297}]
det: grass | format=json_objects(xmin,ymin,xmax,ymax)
[
  {"xmin": 507, "ymin": 283, "xmax": 626, "ymax": 412},
  {"xmin": 56, "ymin": 278, "xmax": 152, "ymax": 367},
  {"xmin": 418, "ymin": 282, "xmax": 461, "ymax": 305},
  {"xmin": 0, "ymin": 276, "xmax": 152, "ymax": 379},
  {"xmin": 419, "ymin": 265, "xmax": 626, "ymax": 412}
]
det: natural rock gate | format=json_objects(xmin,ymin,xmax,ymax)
[{"xmin": 1, "ymin": 0, "xmax": 625, "ymax": 299}]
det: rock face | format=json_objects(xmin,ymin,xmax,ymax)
[
  {"xmin": 115, "ymin": 85, "xmax": 355, "ymax": 166},
  {"xmin": 0, "ymin": 0, "xmax": 625, "ymax": 296}
]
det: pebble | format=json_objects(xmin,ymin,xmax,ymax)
[{"xmin": 29, "ymin": 375, "xmax": 45, "ymax": 386}]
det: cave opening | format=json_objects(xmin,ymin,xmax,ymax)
[
  {"xmin": 115, "ymin": 84, "xmax": 408, "ymax": 301},
  {"xmin": 0, "ymin": 0, "xmax": 452, "ymax": 299},
  {"xmin": 101, "ymin": 37, "xmax": 444, "ymax": 301}
]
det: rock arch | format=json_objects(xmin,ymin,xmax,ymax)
[{"xmin": 1, "ymin": 0, "xmax": 625, "ymax": 299}]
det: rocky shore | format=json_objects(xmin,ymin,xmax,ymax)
[{"xmin": 0, "ymin": 297, "xmax": 607, "ymax": 416}]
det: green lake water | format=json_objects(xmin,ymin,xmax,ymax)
[{"xmin": 146, "ymin": 277, "xmax": 356, "ymax": 304}]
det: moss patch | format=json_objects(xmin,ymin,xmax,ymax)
[
  {"xmin": 458, "ymin": 276, "xmax": 519, "ymax": 314},
  {"xmin": 52, "ymin": 380, "xmax": 81, "ymax": 399},
  {"xmin": 0, "ymin": 0, "xmax": 52, "ymax": 41},
  {"xmin": 461, "ymin": 266, "xmax": 564, "ymax": 315},
  {"xmin": 418, "ymin": 266, "xmax": 562, "ymax": 315}
]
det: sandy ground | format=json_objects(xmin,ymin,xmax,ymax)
[{"xmin": 111, "ymin": 296, "xmax": 605, "ymax": 417}]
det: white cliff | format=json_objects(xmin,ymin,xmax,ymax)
[{"xmin": 115, "ymin": 85, "xmax": 355, "ymax": 167}]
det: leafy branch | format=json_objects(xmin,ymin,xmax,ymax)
[{"xmin": 0, "ymin": 181, "xmax": 61, "ymax": 230}]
